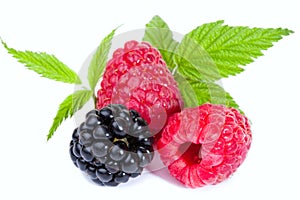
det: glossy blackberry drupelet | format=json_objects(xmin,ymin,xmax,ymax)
[{"xmin": 69, "ymin": 104, "xmax": 154, "ymax": 186}]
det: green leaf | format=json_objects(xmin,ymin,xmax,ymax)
[
  {"xmin": 175, "ymin": 73, "xmax": 240, "ymax": 111},
  {"xmin": 88, "ymin": 28, "xmax": 117, "ymax": 92},
  {"xmin": 143, "ymin": 15, "xmax": 179, "ymax": 69},
  {"xmin": 1, "ymin": 39, "xmax": 81, "ymax": 84},
  {"xmin": 174, "ymin": 35, "xmax": 222, "ymax": 81},
  {"xmin": 47, "ymin": 89, "xmax": 92, "ymax": 140},
  {"xmin": 186, "ymin": 21, "xmax": 293, "ymax": 78}
]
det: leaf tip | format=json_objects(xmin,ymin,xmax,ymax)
[
  {"xmin": 152, "ymin": 15, "xmax": 162, "ymax": 20},
  {"xmin": 46, "ymin": 132, "xmax": 52, "ymax": 141},
  {"xmin": 147, "ymin": 15, "xmax": 166, "ymax": 26},
  {"xmin": 286, "ymin": 28, "xmax": 295, "ymax": 35},
  {"xmin": 115, "ymin": 24, "xmax": 123, "ymax": 30},
  {"xmin": 217, "ymin": 20, "xmax": 225, "ymax": 24},
  {"xmin": 0, "ymin": 37, "xmax": 8, "ymax": 49},
  {"xmin": 278, "ymin": 27, "xmax": 294, "ymax": 36}
]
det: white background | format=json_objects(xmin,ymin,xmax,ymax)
[{"xmin": 0, "ymin": 0, "xmax": 299, "ymax": 199}]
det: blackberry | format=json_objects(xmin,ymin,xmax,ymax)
[{"xmin": 69, "ymin": 104, "xmax": 154, "ymax": 186}]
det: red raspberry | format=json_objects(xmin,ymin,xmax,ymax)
[
  {"xmin": 157, "ymin": 104, "xmax": 252, "ymax": 188},
  {"xmin": 96, "ymin": 40, "xmax": 183, "ymax": 137}
]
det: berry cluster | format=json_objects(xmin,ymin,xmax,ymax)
[
  {"xmin": 5, "ymin": 16, "xmax": 290, "ymax": 189},
  {"xmin": 69, "ymin": 104, "xmax": 154, "ymax": 186}
]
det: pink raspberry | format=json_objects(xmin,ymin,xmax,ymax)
[{"xmin": 157, "ymin": 104, "xmax": 252, "ymax": 188}]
